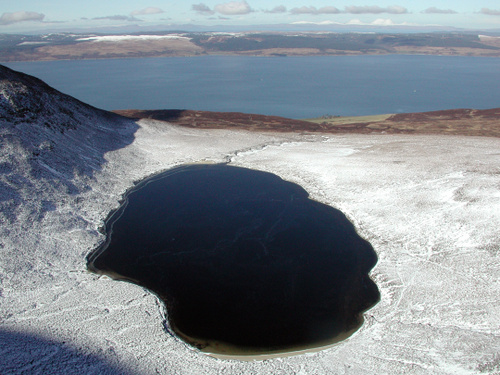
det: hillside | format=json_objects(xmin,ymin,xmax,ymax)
[
  {"xmin": 115, "ymin": 107, "xmax": 500, "ymax": 137},
  {"xmin": 0, "ymin": 63, "xmax": 138, "ymax": 290},
  {"xmin": 1, "ymin": 65, "xmax": 499, "ymax": 374},
  {"xmin": 1, "ymin": 32, "xmax": 500, "ymax": 61}
]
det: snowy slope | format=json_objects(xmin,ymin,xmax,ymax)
[
  {"xmin": 0, "ymin": 64, "xmax": 138, "ymax": 285},
  {"xmin": 0, "ymin": 65, "xmax": 142, "ymax": 374},
  {"xmin": 1, "ymin": 65, "xmax": 499, "ymax": 374}
]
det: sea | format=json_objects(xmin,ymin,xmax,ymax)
[{"xmin": 4, "ymin": 55, "xmax": 500, "ymax": 118}]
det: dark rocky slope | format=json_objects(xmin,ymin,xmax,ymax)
[{"xmin": 0, "ymin": 63, "xmax": 138, "ymax": 232}]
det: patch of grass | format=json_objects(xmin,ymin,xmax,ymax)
[{"xmin": 303, "ymin": 114, "xmax": 392, "ymax": 125}]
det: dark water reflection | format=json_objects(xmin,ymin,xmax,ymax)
[{"xmin": 87, "ymin": 164, "xmax": 379, "ymax": 357}]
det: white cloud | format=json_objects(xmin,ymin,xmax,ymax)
[
  {"xmin": 371, "ymin": 18, "xmax": 397, "ymax": 25},
  {"xmin": 345, "ymin": 6, "xmax": 407, "ymax": 14},
  {"xmin": 130, "ymin": 7, "xmax": 164, "ymax": 16},
  {"xmin": 0, "ymin": 11, "xmax": 45, "ymax": 25},
  {"xmin": 422, "ymin": 7, "xmax": 457, "ymax": 14},
  {"xmin": 345, "ymin": 19, "xmax": 364, "ymax": 25},
  {"xmin": 192, "ymin": 3, "xmax": 215, "ymax": 15},
  {"xmin": 214, "ymin": 1, "xmax": 253, "ymax": 15},
  {"xmin": 290, "ymin": 6, "xmax": 340, "ymax": 15}
]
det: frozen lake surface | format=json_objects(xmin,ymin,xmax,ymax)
[{"xmin": 88, "ymin": 164, "xmax": 379, "ymax": 357}]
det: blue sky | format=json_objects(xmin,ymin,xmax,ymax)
[{"xmin": 1, "ymin": 1, "xmax": 500, "ymax": 33}]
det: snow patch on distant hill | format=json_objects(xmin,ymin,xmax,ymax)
[{"xmin": 76, "ymin": 35, "xmax": 191, "ymax": 42}]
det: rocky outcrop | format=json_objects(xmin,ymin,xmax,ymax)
[{"xmin": 1, "ymin": 64, "xmax": 120, "ymax": 130}]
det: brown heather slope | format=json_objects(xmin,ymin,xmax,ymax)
[
  {"xmin": 114, "ymin": 108, "xmax": 500, "ymax": 137},
  {"xmin": 29, "ymin": 39, "xmax": 204, "ymax": 60},
  {"xmin": 113, "ymin": 110, "xmax": 319, "ymax": 133}
]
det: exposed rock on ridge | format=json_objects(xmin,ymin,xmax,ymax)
[
  {"xmin": 1, "ymin": 64, "xmax": 118, "ymax": 129},
  {"xmin": 0, "ymin": 64, "xmax": 137, "ymax": 185}
]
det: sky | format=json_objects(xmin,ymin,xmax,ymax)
[{"xmin": 1, "ymin": 1, "xmax": 500, "ymax": 33}]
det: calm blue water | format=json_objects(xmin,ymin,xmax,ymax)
[{"xmin": 4, "ymin": 55, "xmax": 500, "ymax": 118}]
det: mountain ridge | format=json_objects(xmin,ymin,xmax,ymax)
[
  {"xmin": 0, "ymin": 64, "xmax": 137, "ymax": 231},
  {"xmin": 2, "ymin": 31, "xmax": 500, "ymax": 62}
]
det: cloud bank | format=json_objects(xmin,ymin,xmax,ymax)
[
  {"xmin": 344, "ymin": 6, "xmax": 407, "ymax": 14},
  {"xmin": 130, "ymin": 7, "xmax": 164, "ymax": 16},
  {"xmin": 0, "ymin": 11, "xmax": 45, "ymax": 25},
  {"xmin": 481, "ymin": 8, "xmax": 500, "ymax": 16},
  {"xmin": 422, "ymin": 7, "xmax": 457, "ymax": 14},
  {"xmin": 290, "ymin": 6, "xmax": 341, "ymax": 15},
  {"xmin": 214, "ymin": 1, "xmax": 253, "ymax": 15},
  {"xmin": 264, "ymin": 5, "xmax": 287, "ymax": 14},
  {"xmin": 93, "ymin": 15, "xmax": 141, "ymax": 22},
  {"xmin": 292, "ymin": 18, "xmax": 411, "ymax": 26},
  {"xmin": 191, "ymin": 3, "xmax": 412, "ymax": 17},
  {"xmin": 192, "ymin": 3, "xmax": 215, "ymax": 15}
]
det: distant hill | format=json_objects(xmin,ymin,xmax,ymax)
[{"xmin": 1, "ymin": 31, "xmax": 500, "ymax": 61}]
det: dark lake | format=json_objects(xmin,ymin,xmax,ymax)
[{"xmin": 87, "ymin": 164, "xmax": 380, "ymax": 357}]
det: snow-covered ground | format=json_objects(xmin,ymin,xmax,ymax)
[{"xmin": 1, "ymin": 105, "xmax": 499, "ymax": 374}]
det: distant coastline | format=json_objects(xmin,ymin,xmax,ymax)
[{"xmin": 1, "ymin": 31, "xmax": 500, "ymax": 62}]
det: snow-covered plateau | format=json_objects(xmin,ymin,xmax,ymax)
[{"xmin": 1, "ymin": 65, "xmax": 499, "ymax": 374}]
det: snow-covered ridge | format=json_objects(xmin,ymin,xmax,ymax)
[
  {"xmin": 76, "ymin": 35, "xmax": 191, "ymax": 42},
  {"xmin": 0, "ymin": 64, "xmax": 137, "ymax": 192},
  {"xmin": 479, "ymin": 34, "xmax": 500, "ymax": 39},
  {"xmin": 0, "ymin": 64, "xmax": 138, "ymax": 268},
  {"xmin": 16, "ymin": 41, "xmax": 50, "ymax": 46},
  {"xmin": 1, "ymin": 64, "xmax": 117, "ymax": 127}
]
